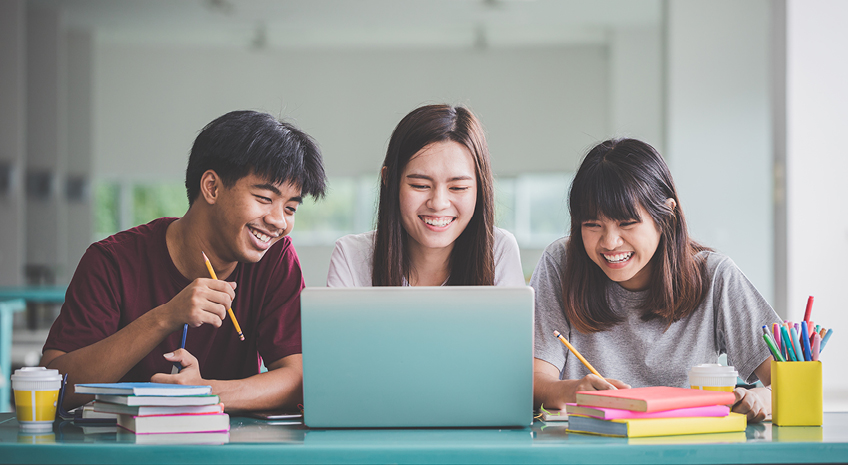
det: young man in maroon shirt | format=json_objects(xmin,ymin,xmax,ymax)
[{"xmin": 41, "ymin": 110, "xmax": 326, "ymax": 412}]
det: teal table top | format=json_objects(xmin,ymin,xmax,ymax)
[
  {"xmin": 1, "ymin": 412, "xmax": 846, "ymax": 464},
  {"xmin": 0, "ymin": 286, "xmax": 66, "ymax": 303}
]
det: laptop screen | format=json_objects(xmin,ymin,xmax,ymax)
[{"xmin": 301, "ymin": 286, "xmax": 534, "ymax": 428}]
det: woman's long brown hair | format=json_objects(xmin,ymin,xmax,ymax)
[
  {"xmin": 372, "ymin": 104, "xmax": 495, "ymax": 286},
  {"xmin": 562, "ymin": 138, "xmax": 711, "ymax": 333}
]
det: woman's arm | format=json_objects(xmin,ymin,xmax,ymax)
[
  {"xmin": 533, "ymin": 358, "xmax": 629, "ymax": 410},
  {"xmin": 731, "ymin": 357, "xmax": 772, "ymax": 423}
]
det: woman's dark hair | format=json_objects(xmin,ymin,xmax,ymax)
[
  {"xmin": 185, "ymin": 110, "xmax": 326, "ymax": 205},
  {"xmin": 372, "ymin": 104, "xmax": 495, "ymax": 286},
  {"xmin": 562, "ymin": 138, "xmax": 711, "ymax": 333}
]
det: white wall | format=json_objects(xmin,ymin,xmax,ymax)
[
  {"xmin": 786, "ymin": 0, "xmax": 848, "ymax": 409},
  {"xmin": 92, "ymin": 44, "xmax": 612, "ymax": 285},
  {"xmin": 666, "ymin": 0, "xmax": 774, "ymax": 305},
  {"xmin": 609, "ymin": 26, "xmax": 664, "ymax": 153},
  {"xmin": 93, "ymin": 45, "xmax": 610, "ymax": 180}
]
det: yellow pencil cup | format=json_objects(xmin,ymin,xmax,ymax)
[{"xmin": 771, "ymin": 360, "xmax": 822, "ymax": 427}]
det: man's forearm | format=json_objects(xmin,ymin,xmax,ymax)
[
  {"xmin": 210, "ymin": 355, "xmax": 303, "ymax": 413},
  {"xmin": 41, "ymin": 306, "xmax": 175, "ymax": 409}
]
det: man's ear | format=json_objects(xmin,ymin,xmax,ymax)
[{"xmin": 199, "ymin": 170, "xmax": 222, "ymax": 205}]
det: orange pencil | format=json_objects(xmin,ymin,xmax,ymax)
[
  {"xmin": 202, "ymin": 251, "xmax": 245, "ymax": 341},
  {"xmin": 553, "ymin": 330, "xmax": 602, "ymax": 378}
]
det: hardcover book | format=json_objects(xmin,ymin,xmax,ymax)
[
  {"xmin": 95, "ymin": 394, "xmax": 220, "ymax": 406},
  {"xmin": 574, "ymin": 386, "xmax": 736, "ymax": 413},
  {"xmin": 117, "ymin": 412, "xmax": 230, "ymax": 434},
  {"xmin": 94, "ymin": 401, "xmax": 224, "ymax": 417},
  {"xmin": 565, "ymin": 403, "xmax": 730, "ymax": 420},
  {"xmin": 566, "ymin": 412, "xmax": 746, "ymax": 438},
  {"xmin": 76, "ymin": 382, "xmax": 212, "ymax": 396}
]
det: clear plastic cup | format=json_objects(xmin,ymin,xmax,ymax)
[
  {"xmin": 688, "ymin": 363, "xmax": 738, "ymax": 392},
  {"xmin": 11, "ymin": 367, "xmax": 63, "ymax": 431}
]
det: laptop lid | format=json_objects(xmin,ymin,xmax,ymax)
[{"xmin": 301, "ymin": 286, "xmax": 534, "ymax": 428}]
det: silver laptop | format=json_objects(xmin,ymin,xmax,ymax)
[{"xmin": 301, "ymin": 286, "xmax": 534, "ymax": 428}]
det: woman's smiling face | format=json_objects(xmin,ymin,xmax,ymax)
[
  {"xmin": 580, "ymin": 203, "xmax": 662, "ymax": 291},
  {"xmin": 398, "ymin": 140, "xmax": 478, "ymax": 258}
]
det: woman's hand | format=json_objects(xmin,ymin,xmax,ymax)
[
  {"xmin": 573, "ymin": 373, "xmax": 630, "ymax": 395},
  {"xmin": 534, "ymin": 358, "xmax": 630, "ymax": 410},
  {"xmin": 731, "ymin": 386, "xmax": 771, "ymax": 423}
]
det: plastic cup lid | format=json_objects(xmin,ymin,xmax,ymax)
[
  {"xmin": 11, "ymin": 366, "xmax": 62, "ymax": 381},
  {"xmin": 688, "ymin": 363, "xmax": 738, "ymax": 377}
]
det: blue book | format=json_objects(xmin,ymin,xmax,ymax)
[{"xmin": 75, "ymin": 382, "xmax": 211, "ymax": 396}]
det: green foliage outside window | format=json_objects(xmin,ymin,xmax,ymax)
[
  {"xmin": 132, "ymin": 183, "xmax": 188, "ymax": 226},
  {"xmin": 93, "ymin": 182, "xmax": 120, "ymax": 239}
]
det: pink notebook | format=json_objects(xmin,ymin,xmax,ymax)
[
  {"xmin": 575, "ymin": 386, "xmax": 736, "ymax": 412},
  {"xmin": 565, "ymin": 403, "xmax": 730, "ymax": 420}
]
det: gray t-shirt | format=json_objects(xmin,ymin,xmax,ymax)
[{"xmin": 531, "ymin": 237, "xmax": 780, "ymax": 387}]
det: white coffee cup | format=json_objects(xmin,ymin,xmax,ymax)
[
  {"xmin": 11, "ymin": 367, "xmax": 63, "ymax": 431},
  {"xmin": 688, "ymin": 363, "xmax": 738, "ymax": 392}
]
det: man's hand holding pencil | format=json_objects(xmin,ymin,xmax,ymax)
[{"xmin": 158, "ymin": 278, "xmax": 236, "ymax": 330}]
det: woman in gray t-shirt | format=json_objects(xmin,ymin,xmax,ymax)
[{"xmin": 531, "ymin": 138, "xmax": 779, "ymax": 423}]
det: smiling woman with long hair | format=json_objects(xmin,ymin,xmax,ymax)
[
  {"xmin": 531, "ymin": 138, "xmax": 780, "ymax": 423},
  {"xmin": 327, "ymin": 104, "xmax": 524, "ymax": 287}
]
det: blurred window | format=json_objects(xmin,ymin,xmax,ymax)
[{"xmin": 93, "ymin": 173, "xmax": 571, "ymax": 246}]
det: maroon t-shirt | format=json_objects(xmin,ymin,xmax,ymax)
[{"xmin": 44, "ymin": 217, "xmax": 303, "ymax": 382}]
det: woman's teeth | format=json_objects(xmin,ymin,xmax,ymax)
[
  {"xmin": 604, "ymin": 252, "xmax": 633, "ymax": 263},
  {"xmin": 423, "ymin": 217, "xmax": 453, "ymax": 227}
]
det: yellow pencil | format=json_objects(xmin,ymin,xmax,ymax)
[
  {"xmin": 202, "ymin": 251, "xmax": 245, "ymax": 341},
  {"xmin": 553, "ymin": 330, "xmax": 601, "ymax": 378}
]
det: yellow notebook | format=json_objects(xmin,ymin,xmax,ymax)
[
  {"xmin": 567, "ymin": 412, "xmax": 746, "ymax": 438},
  {"xmin": 628, "ymin": 431, "xmax": 747, "ymax": 445}
]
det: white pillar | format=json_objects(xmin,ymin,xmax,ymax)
[
  {"xmin": 785, "ymin": 0, "xmax": 848, "ymax": 409},
  {"xmin": 26, "ymin": 7, "xmax": 68, "ymax": 284},
  {"xmin": 0, "ymin": 0, "xmax": 26, "ymax": 286},
  {"xmin": 65, "ymin": 30, "xmax": 94, "ymax": 274},
  {"xmin": 665, "ymin": 0, "xmax": 774, "ymax": 305}
]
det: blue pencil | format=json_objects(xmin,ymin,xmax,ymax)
[
  {"xmin": 820, "ymin": 328, "xmax": 834, "ymax": 353},
  {"xmin": 172, "ymin": 324, "xmax": 188, "ymax": 373},
  {"xmin": 801, "ymin": 320, "xmax": 813, "ymax": 361},
  {"xmin": 181, "ymin": 323, "xmax": 188, "ymax": 349}
]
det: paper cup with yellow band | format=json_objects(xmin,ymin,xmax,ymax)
[
  {"xmin": 688, "ymin": 364, "xmax": 738, "ymax": 392},
  {"xmin": 11, "ymin": 367, "xmax": 63, "ymax": 431}
]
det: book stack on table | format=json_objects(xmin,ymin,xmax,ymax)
[
  {"xmin": 565, "ymin": 386, "xmax": 745, "ymax": 438},
  {"xmin": 75, "ymin": 382, "xmax": 229, "ymax": 443}
]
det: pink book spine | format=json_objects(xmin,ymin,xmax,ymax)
[{"xmin": 581, "ymin": 404, "xmax": 730, "ymax": 420}]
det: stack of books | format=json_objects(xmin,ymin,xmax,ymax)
[
  {"xmin": 75, "ymin": 382, "xmax": 229, "ymax": 443},
  {"xmin": 565, "ymin": 386, "xmax": 745, "ymax": 438}
]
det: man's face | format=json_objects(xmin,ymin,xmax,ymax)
[{"xmin": 211, "ymin": 172, "xmax": 302, "ymax": 264}]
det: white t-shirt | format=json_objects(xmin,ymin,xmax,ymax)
[{"xmin": 327, "ymin": 227, "xmax": 525, "ymax": 287}]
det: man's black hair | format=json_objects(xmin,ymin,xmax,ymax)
[{"xmin": 185, "ymin": 110, "xmax": 326, "ymax": 205}]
